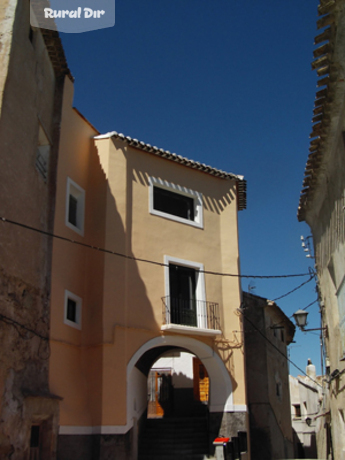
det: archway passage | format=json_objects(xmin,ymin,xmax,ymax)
[
  {"xmin": 137, "ymin": 347, "xmax": 210, "ymax": 460},
  {"xmin": 147, "ymin": 350, "xmax": 209, "ymax": 419},
  {"xmin": 127, "ymin": 335, "xmax": 233, "ymax": 425},
  {"xmin": 128, "ymin": 336, "xmax": 235, "ymax": 460}
]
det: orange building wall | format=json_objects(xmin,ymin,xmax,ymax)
[{"xmin": 50, "ymin": 78, "xmax": 246, "ymax": 430}]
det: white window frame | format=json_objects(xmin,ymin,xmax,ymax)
[
  {"xmin": 64, "ymin": 290, "xmax": 82, "ymax": 329},
  {"xmin": 65, "ymin": 177, "xmax": 85, "ymax": 236},
  {"xmin": 149, "ymin": 177, "xmax": 203, "ymax": 229},
  {"xmin": 336, "ymin": 276, "xmax": 345, "ymax": 359},
  {"xmin": 163, "ymin": 255, "xmax": 207, "ymax": 329}
]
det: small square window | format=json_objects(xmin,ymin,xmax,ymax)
[
  {"xmin": 66, "ymin": 298, "xmax": 77, "ymax": 322},
  {"xmin": 149, "ymin": 177, "xmax": 203, "ymax": 229},
  {"xmin": 65, "ymin": 178, "xmax": 85, "ymax": 236},
  {"xmin": 68, "ymin": 195, "xmax": 78, "ymax": 227},
  {"xmin": 64, "ymin": 290, "xmax": 82, "ymax": 329}
]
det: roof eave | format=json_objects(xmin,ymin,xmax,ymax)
[{"xmin": 95, "ymin": 131, "xmax": 247, "ymax": 210}]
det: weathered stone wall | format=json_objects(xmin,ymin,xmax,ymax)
[
  {"xmin": 0, "ymin": 0, "xmax": 67, "ymax": 456},
  {"xmin": 57, "ymin": 431, "xmax": 134, "ymax": 460}
]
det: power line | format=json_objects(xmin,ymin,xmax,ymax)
[
  {"xmin": 269, "ymin": 298, "xmax": 319, "ymax": 331},
  {"xmin": 272, "ymin": 275, "xmax": 315, "ymax": 301},
  {"xmin": 0, "ymin": 216, "xmax": 311, "ymax": 279},
  {"xmin": 239, "ymin": 307, "xmax": 322, "ymax": 388}
]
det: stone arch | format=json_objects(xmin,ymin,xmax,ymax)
[{"xmin": 126, "ymin": 335, "xmax": 234, "ymax": 428}]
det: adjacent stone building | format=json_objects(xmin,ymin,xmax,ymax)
[
  {"xmin": 242, "ymin": 292, "xmax": 295, "ymax": 460},
  {"xmin": 298, "ymin": 1, "xmax": 345, "ymax": 458},
  {"xmin": 0, "ymin": 0, "xmax": 71, "ymax": 457}
]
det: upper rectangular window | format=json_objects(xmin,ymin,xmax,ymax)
[
  {"xmin": 65, "ymin": 177, "xmax": 85, "ymax": 236},
  {"xmin": 149, "ymin": 177, "xmax": 203, "ymax": 228}
]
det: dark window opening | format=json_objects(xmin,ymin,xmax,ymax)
[
  {"xmin": 68, "ymin": 195, "xmax": 78, "ymax": 226},
  {"xmin": 30, "ymin": 425, "xmax": 40, "ymax": 448},
  {"xmin": 238, "ymin": 431, "xmax": 248, "ymax": 453},
  {"xmin": 154, "ymin": 187, "xmax": 194, "ymax": 221},
  {"xmin": 29, "ymin": 26, "xmax": 34, "ymax": 43},
  {"xmin": 67, "ymin": 298, "xmax": 77, "ymax": 323},
  {"xmin": 169, "ymin": 264, "xmax": 197, "ymax": 326},
  {"xmin": 294, "ymin": 404, "xmax": 301, "ymax": 418}
]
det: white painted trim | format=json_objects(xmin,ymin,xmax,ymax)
[
  {"xmin": 95, "ymin": 425, "xmax": 132, "ymax": 434},
  {"xmin": 59, "ymin": 424, "xmax": 131, "ymax": 435},
  {"xmin": 149, "ymin": 177, "xmax": 203, "ymax": 229},
  {"xmin": 65, "ymin": 177, "xmax": 85, "ymax": 236},
  {"xmin": 59, "ymin": 426, "xmax": 93, "ymax": 435},
  {"xmin": 64, "ymin": 290, "xmax": 82, "ymax": 330},
  {"xmin": 161, "ymin": 324, "xmax": 221, "ymax": 337},
  {"xmin": 164, "ymin": 255, "xmax": 207, "ymax": 329},
  {"xmin": 226, "ymin": 405, "xmax": 248, "ymax": 413}
]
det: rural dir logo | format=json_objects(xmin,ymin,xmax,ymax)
[{"xmin": 30, "ymin": 0, "xmax": 115, "ymax": 33}]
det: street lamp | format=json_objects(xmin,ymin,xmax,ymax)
[
  {"xmin": 293, "ymin": 309, "xmax": 309, "ymax": 330},
  {"xmin": 293, "ymin": 309, "xmax": 327, "ymax": 333}
]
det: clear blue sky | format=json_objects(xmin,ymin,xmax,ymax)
[{"xmin": 60, "ymin": 0, "xmax": 322, "ymax": 377}]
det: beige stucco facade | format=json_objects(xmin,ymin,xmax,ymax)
[
  {"xmin": 49, "ymin": 77, "xmax": 248, "ymax": 459},
  {"xmin": 298, "ymin": 1, "xmax": 345, "ymax": 458}
]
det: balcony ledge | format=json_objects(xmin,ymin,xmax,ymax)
[{"xmin": 161, "ymin": 324, "xmax": 221, "ymax": 337}]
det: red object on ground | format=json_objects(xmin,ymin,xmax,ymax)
[{"xmin": 213, "ymin": 437, "xmax": 230, "ymax": 445}]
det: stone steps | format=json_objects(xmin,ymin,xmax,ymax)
[{"xmin": 138, "ymin": 416, "xmax": 210, "ymax": 460}]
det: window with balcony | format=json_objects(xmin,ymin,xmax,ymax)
[
  {"xmin": 162, "ymin": 256, "xmax": 220, "ymax": 335},
  {"xmin": 149, "ymin": 177, "xmax": 203, "ymax": 228},
  {"xmin": 169, "ymin": 264, "xmax": 197, "ymax": 327}
]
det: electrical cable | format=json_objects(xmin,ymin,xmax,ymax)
[
  {"xmin": 0, "ymin": 215, "xmax": 317, "ymax": 342},
  {"xmin": 272, "ymin": 275, "xmax": 315, "ymax": 301},
  {"xmin": 0, "ymin": 216, "xmax": 311, "ymax": 279},
  {"xmin": 239, "ymin": 307, "xmax": 323, "ymax": 388}
]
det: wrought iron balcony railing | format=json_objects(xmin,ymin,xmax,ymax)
[{"xmin": 161, "ymin": 296, "xmax": 221, "ymax": 331}]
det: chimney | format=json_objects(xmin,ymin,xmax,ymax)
[{"xmin": 306, "ymin": 358, "xmax": 316, "ymax": 380}]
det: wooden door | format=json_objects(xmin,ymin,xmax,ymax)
[
  {"xmin": 193, "ymin": 357, "xmax": 209, "ymax": 403},
  {"xmin": 148, "ymin": 371, "xmax": 172, "ymax": 418}
]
